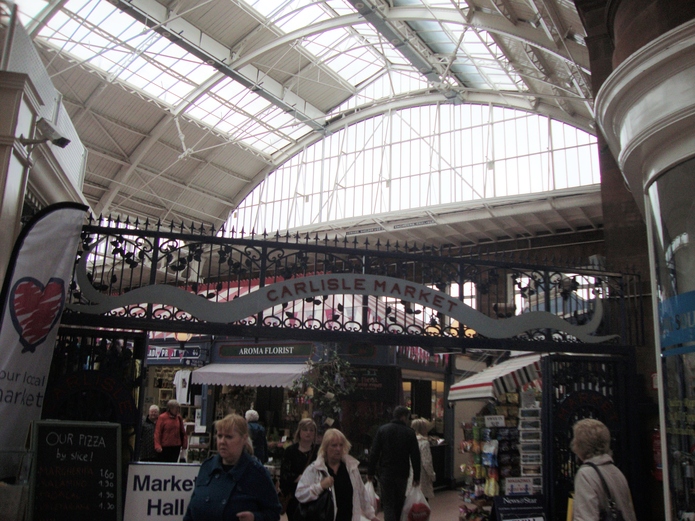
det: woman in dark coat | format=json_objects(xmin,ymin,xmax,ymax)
[
  {"xmin": 280, "ymin": 418, "xmax": 318, "ymax": 520},
  {"xmin": 184, "ymin": 414, "xmax": 281, "ymax": 521}
]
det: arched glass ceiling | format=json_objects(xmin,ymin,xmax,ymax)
[
  {"xmin": 15, "ymin": 0, "xmax": 593, "ymax": 227},
  {"xmin": 19, "ymin": 0, "xmax": 588, "ymax": 157},
  {"xmin": 229, "ymin": 103, "xmax": 598, "ymax": 233}
]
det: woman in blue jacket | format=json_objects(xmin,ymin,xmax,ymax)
[{"xmin": 184, "ymin": 414, "xmax": 282, "ymax": 521}]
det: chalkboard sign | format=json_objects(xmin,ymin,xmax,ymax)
[{"xmin": 29, "ymin": 420, "xmax": 122, "ymax": 521}]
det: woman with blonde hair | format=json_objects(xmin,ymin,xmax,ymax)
[
  {"xmin": 184, "ymin": 414, "xmax": 281, "ymax": 521},
  {"xmin": 409, "ymin": 418, "xmax": 436, "ymax": 499},
  {"xmin": 570, "ymin": 418, "xmax": 636, "ymax": 521},
  {"xmin": 280, "ymin": 419, "xmax": 319, "ymax": 519},
  {"xmin": 296, "ymin": 428, "xmax": 378, "ymax": 521}
]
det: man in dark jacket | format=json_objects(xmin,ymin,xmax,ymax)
[
  {"xmin": 246, "ymin": 409, "xmax": 269, "ymax": 463},
  {"xmin": 368, "ymin": 406, "xmax": 420, "ymax": 521}
]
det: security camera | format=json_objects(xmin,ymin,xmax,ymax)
[{"xmin": 36, "ymin": 117, "xmax": 71, "ymax": 148}]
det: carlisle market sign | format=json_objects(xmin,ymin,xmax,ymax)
[{"xmin": 69, "ymin": 269, "xmax": 613, "ymax": 343}]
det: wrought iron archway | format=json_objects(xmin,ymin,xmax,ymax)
[{"xmin": 59, "ymin": 215, "xmax": 643, "ymax": 354}]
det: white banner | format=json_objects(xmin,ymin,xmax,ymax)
[
  {"xmin": 124, "ymin": 463, "xmax": 200, "ymax": 520},
  {"xmin": 0, "ymin": 203, "xmax": 87, "ymax": 478}
]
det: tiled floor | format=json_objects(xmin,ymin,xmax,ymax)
[
  {"xmin": 282, "ymin": 488, "xmax": 462, "ymax": 521},
  {"xmin": 422, "ymin": 488, "xmax": 461, "ymax": 521}
]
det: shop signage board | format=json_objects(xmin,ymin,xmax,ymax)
[
  {"xmin": 123, "ymin": 462, "xmax": 201, "ymax": 521},
  {"xmin": 484, "ymin": 415, "xmax": 506, "ymax": 427},
  {"xmin": 658, "ymin": 289, "xmax": 695, "ymax": 350},
  {"xmin": 147, "ymin": 345, "xmax": 203, "ymax": 361},
  {"xmin": 492, "ymin": 495, "xmax": 545, "ymax": 521},
  {"xmin": 29, "ymin": 420, "xmax": 121, "ymax": 521},
  {"xmin": 218, "ymin": 342, "xmax": 313, "ymax": 358},
  {"xmin": 348, "ymin": 366, "xmax": 400, "ymax": 401}
]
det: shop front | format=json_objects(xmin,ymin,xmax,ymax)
[
  {"xmin": 144, "ymin": 335, "xmax": 211, "ymax": 463},
  {"xmin": 399, "ymin": 348, "xmax": 451, "ymax": 489}
]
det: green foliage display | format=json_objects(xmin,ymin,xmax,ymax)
[{"xmin": 291, "ymin": 345, "xmax": 357, "ymax": 427}]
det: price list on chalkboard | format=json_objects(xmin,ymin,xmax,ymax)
[{"xmin": 30, "ymin": 421, "xmax": 122, "ymax": 521}]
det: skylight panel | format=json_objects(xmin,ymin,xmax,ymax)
[
  {"xmin": 14, "ymin": 0, "xmax": 47, "ymax": 23},
  {"xmin": 329, "ymin": 68, "xmax": 429, "ymax": 114},
  {"xmin": 32, "ymin": 0, "xmax": 215, "ymax": 108},
  {"xmin": 303, "ymin": 27, "xmax": 384, "ymax": 85},
  {"xmin": 244, "ymin": 0, "xmax": 355, "ymax": 28},
  {"xmin": 186, "ymin": 78, "xmax": 312, "ymax": 154},
  {"xmin": 271, "ymin": 2, "xmax": 333, "ymax": 33}
]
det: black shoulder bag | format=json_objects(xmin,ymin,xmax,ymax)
[
  {"xmin": 294, "ymin": 470, "xmax": 334, "ymax": 521},
  {"xmin": 583, "ymin": 462, "xmax": 625, "ymax": 521}
]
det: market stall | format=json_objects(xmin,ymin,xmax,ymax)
[{"xmin": 449, "ymin": 354, "xmax": 543, "ymax": 520}]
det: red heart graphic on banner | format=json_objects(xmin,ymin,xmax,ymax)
[{"xmin": 10, "ymin": 277, "xmax": 66, "ymax": 353}]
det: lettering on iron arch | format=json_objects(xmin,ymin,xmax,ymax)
[{"xmin": 70, "ymin": 264, "xmax": 616, "ymax": 342}]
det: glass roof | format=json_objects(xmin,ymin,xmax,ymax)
[{"xmin": 17, "ymin": 0, "xmax": 535, "ymax": 156}]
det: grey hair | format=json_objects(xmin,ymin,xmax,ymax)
[
  {"xmin": 570, "ymin": 418, "xmax": 612, "ymax": 460},
  {"xmin": 245, "ymin": 409, "xmax": 259, "ymax": 422}
]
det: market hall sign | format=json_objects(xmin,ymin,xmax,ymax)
[
  {"xmin": 124, "ymin": 463, "xmax": 200, "ymax": 520},
  {"xmin": 70, "ymin": 273, "xmax": 614, "ymax": 343}
]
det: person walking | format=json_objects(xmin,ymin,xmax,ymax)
[
  {"xmin": 155, "ymin": 399, "xmax": 187, "ymax": 462},
  {"xmin": 410, "ymin": 418, "xmax": 436, "ymax": 500},
  {"xmin": 367, "ymin": 406, "xmax": 420, "ymax": 521},
  {"xmin": 184, "ymin": 413, "xmax": 281, "ymax": 521},
  {"xmin": 246, "ymin": 409, "xmax": 269, "ymax": 463},
  {"xmin": 296, "ymin": 428, "xmax": 379, "ymax": 521},
  {"xmin": 140, "ymin": 404, "xmax": 160, "ymax": 462},
  {"xmin": 570, "ymin": 418, "xmax": 636, "ymax": 521},
  {"xmin": 280, "ymin": 418, "xmax": 318, "ymax": 520}
]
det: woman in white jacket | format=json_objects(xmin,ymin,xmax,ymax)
[{"xmin": 295, "ymin": 428, "xmax": 378, "ymax": 521}]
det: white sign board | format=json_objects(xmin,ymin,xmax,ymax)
[
  {"xmin": 484, "ymin": 415, "xmax": 506, "ymax": 427},
  {"xmin": 124, "ymin": 463, "xmax": 200, "ymax": 520}
]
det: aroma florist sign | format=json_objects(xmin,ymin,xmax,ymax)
[{"xmin": 70, "ymin": 273, "xmax": 611, "ymax": 343}]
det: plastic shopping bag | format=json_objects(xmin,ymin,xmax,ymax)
[
  {"xmin": 364, "ymin": 480, "xmax": 380, "ymax": 512},
  {"xmin": 400, "ymin": 485, "xmax": 430, "ymax": 521}
]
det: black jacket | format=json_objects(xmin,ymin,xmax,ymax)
[
  {"xmin": 249, "ymin": 421, "xmax": 269, "ymax": 463},
  {"xmin": 368, "ymin": 419, "xmax": 421, "ymax": 481}
]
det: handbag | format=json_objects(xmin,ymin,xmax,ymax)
[
  {"xmin": 583, "ymin": 462, "xmax": 625, "ymax": 521},
  {"xmin": 294, "ymin": 488, "xmax": 334, "ymax": 521}
]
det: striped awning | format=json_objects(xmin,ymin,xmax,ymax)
[{"xmin": 448, "ymin": 354, "xmax": 542, "ymax": 401}]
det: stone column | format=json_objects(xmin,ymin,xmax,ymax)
[{"xmin": 0, "ymin": 71, "xmax": 41, "ymax": 283}]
